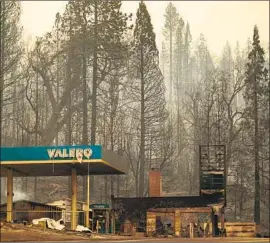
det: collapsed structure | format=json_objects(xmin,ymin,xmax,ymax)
[
  {"xmin": 0, "ymin": 200, "xmax": 62, "ymax": 223},
  {"xmin": 111, "ymin": 145, "xmax": 232, "ymax": 237},
  {"xmin": 112, "ymin": 171, "xmax": 224, "ymax": 237}
]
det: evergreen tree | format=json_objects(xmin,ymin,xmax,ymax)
[
  {"xmin": 160, "ymin": 41, "xmax": 167, "ymax": 76},
  {"xmin": 184, "ymin": 22, "xmax": 192, "ymax": 87},
  {"xmin": 244, "ymin": 25, "xmax": 267, "ymax": 225},
  {"xmin": 174, "ymin": 17, "xmax": 185, "ymax": 166},
  {"xmin": 131, "ymin": 1, "xmax": 167, "ymax": 196},
  {"xmin": 234, "ymin": 41, "xmax": 245, "ymax": 108},
  {"xmin": 195, "ymin": 33, "xmax": 214, "ymax": 85},
  {"xmin": 220, "ymin": 42, "xmax": 234, "ymax": 101},
  {"xmin": 174, "ymin": 17, "xmax": 185, "ymax": 99},
  {"xmin": 163, "ymin": 2, "xmax": 179, "ymax": 113}
]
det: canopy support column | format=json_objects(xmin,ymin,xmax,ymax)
[
  {"xmin": 85, "ymin": 175, "xmax": 90, "ymax": 228},
  {"xmin": 71, "ymin": 168, "xmax": 77, "ymax": 230},
  {"xmin": 106, "ymin": 209, "xmax": 109, "ymax": 233},
  {"xmin": 7, "ymin": 169, "xmax": 13, "ymax": 222}
]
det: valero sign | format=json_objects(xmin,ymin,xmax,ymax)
[
  {"xmin": 47, "ymin": 147, "xmax": 93, "ymax": 160},
  {"xmin": 0, "ymin": 145, "xmax": 102, "ymax": 163}
]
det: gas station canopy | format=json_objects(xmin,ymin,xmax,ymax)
[{"xmin": 0, "ymin": 145, "xmax": 128, "ymax": 177}]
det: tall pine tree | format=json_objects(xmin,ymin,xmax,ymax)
[
  {"xmin": 244, "ymin": 25, "xmax": 267, "ymax": 225},
  {"xmin": 131, "ymin": 1, "xmax": 167, "ymax": 196},
  {"xmin": 174, "ymin": 17, "xmax": 185, "ymax": 152},
  {"xmin": 163, "ymin": 2, "xmax": 179, "ymax": 114},
  {"xmin": 184, "ymin": 22, "xmax": 192, "ymax": 88}
]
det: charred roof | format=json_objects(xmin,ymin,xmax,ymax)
[
  {"xmin": 112, "ymin": 194, "xmax": 222, "ymax": 212},
  {"xmin": 0, "ymin": 200, "xmax": 62, "ymax": 210}
]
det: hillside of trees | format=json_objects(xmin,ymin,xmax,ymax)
[{"xmin": 0, "ymin": 0, "xmax": 269, "ymax": 232}]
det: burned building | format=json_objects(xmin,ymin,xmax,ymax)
[
  {"xmin": 46, "ymin": 198, "xmax": 87, "ymax": 226},
  {"xmin": 0, "ymin": 200, "xmax": 62, "ymax": 223},
  {"xmin": 111, "ymin": 146, "xmax": 227, "ymax": 237},
  {"xmin": 111, "ymin": 194, "xmax": 224, "ymax": 237}
]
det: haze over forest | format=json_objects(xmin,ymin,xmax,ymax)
[{"xmin": 0, "ymin": 0, "xmax": 269, "ymax": 233}]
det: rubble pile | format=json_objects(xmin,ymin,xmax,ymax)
[
  {"xmin": 76, "ymin": 224, "xmax": 92, "ymax": 233},
  {"xmin": 32, "ymin": 218, "xmax": 65, "ymax": 231},
  {"xmin": 0, "ymin": 219, "xmax": 95, "ymax": 242}
]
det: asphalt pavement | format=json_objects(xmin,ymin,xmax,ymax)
[{"xmin": 1, "ymin": 239, "xmax": 269, "ymax": 243}]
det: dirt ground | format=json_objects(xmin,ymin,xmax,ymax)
[
  {"xmin": 1, "ymin": 223, "xmax": 269, "ymax": 242},
  {"xmin": 0, "ymin": 222, "xmax": 141, "ymax": 242},
  {"xmin": 0, "ymin": 222, "xmax": 94, "ymax": 242}
]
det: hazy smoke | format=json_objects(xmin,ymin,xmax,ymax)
[
  {"xmin": 0, "ymin": 191, "xmax": 31, "ymax": 204},
  {"xmin": 13, "ymin": 190, "xmax": 30, "ymax": 201}
]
